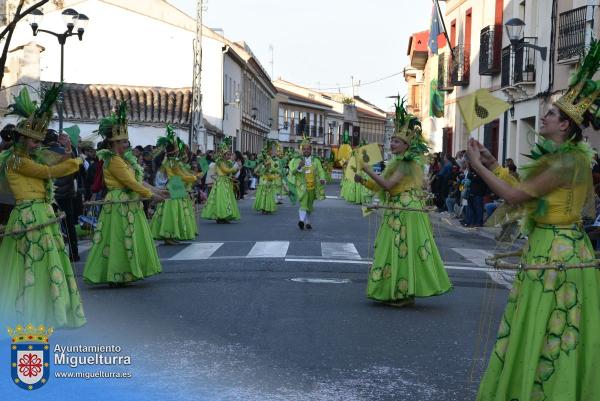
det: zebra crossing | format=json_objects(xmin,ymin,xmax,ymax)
[{"xmin": 76, "ymin": 240, "xmax": 507, "ymax": 280}]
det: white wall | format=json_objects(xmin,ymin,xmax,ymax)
[
  {"xmin": 9, "ymin": 0, "xmax": 195, "ymax": 88},
  {"xmin": 222, "ymin": 52, "xmax": 242, "ymax": 144}
]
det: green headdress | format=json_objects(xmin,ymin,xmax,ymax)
[
  {"xmin": 216, "ymin": 136, "xmax": 233, "ymax": 161},
  {"xmin": 156, "ymin": 125, "xmax": 184, "ymax": 155},
  {"xmin": 96, "ymin": 100, "xmax": 129, "ymax": 141},
  {"xmin": 299, "ymin": 135, "xmax": 311, "ymax": 148},
  {"xmin": 555, "ymin": 39, "xmax": 600, "ymax": 128},
  {"xmin": 392, "ymin": 95, "xmax": 429, "ymax": 158},
  {"xmin": 8, "ymin": 85, "xmax": 61, "ymax": 141}
]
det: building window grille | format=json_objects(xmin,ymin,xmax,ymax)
[
  {"xmin": 557, "ymin": 6, "xmax": 587, "ymax": 61},
  {"xmin": 479, "ymin": 25, "xmax": 502, "ymax": 75},
  {"xmin": 449, "ymin": 44, "xmax": 470, "ymax": 86}
]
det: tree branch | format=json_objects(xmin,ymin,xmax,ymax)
[{"xmin": 0, "ymin": 0, "xmax": 50, "ymax": 40}]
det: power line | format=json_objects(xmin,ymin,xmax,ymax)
[{"xmin": 308, "ymin": 71, "xmax": 404, "ymax": 91}]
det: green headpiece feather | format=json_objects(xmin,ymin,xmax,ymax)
[
  {"xmin": 96, "ymin": 100, "xmax": 129, "ymax": 141},
  {"xmin": 8, "ymin": 85, "xmax": 61, "ymax": 141}
]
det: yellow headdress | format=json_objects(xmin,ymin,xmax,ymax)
[
  {"xmin": 96, "ymin": 101, "xmax": 129, "ymax": 142},
  {"xmin": 555, "ymin": 39, "xmax": 600, "ymax": 127},
  {"xmin": 393, "ymin": 95, "xmax": 422, "ymax": 143},
  {"xmin": 8, "ymin": 85, "xmax": 61, "ymax": 141}
]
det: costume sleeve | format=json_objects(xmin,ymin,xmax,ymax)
[
  {"xmin": 492, "ymin": 166, "xmax": 520, "ymax": 187},
  {"xmin": 219, "ymin": 161, "xmax": 237, "ymax": 175},
  {"xmin": 16, "ymin": 156, "xmax": 82, "ymax": 179},
  {"xmin": 173, "ymin": 165, "xmax": 198, "ymax": 184},
  {"xmin": 315, "ymin": 159, "xmax": 326, "ymax": 181},
  {"xmin": 107, "ymin": 157, "xmax": 152, "ymax": 198},
  {"xmin": 362, "ymin": 179, "xmax": 381, "ymax": 192}
]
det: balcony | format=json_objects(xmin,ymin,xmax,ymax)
[
  {"xmin": 557, "ymin": 6, "xmax": 587, "ymax": 62},
  {"xmin": 501, "ymin": 45, "xmax": 511, "ymax": 88},
  {"xmin": 449, "ymin": 44, "xmax": 470, "ymax": 86},
  {"xmin": 479, "ymin": 25, "xmax": 502, "ymax": 75},
  {"xmin": 514, "ymin": 37, "xmax": 537, "ymax": 84},
  {"xmin": 437, "ymin": 52, "xmax": 453, "ymax": 91}
]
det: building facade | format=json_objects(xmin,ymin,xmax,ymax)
[
  {"xmin": 1, "ymin": 0, "xmax": 274, "ymax": 151},
  {"xmin": 406, "ymin": 0, "xmax": 600, "ymax": 166}
]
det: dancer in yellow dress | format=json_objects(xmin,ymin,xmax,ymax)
[{"xmin": 0, "ymin": 86, "xmax": 86, "ymax": 327}]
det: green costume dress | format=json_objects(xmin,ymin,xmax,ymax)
[
  {"xmin": 253, "ymin": 156, "xmax": 279, "ymax": 213},
  {"xmin": 477, "ymin": 140, "xmax": 600, "ymax": 401},
  {"xmin": 0, "ymin": 150, "xmax": 86, "ymax": 328},
  {"xmin": 83, "ymin": 151, "xmax": 162, "ymax": 285},
  {"xmin": 361, "ymin": 155, "xmax": 452, "ymax": 302},
  {"xmin": 150, "ymin": 158, "xmax": 197, "ymax": 240},
  {"xmin": 288, "ymin": 156, "xmax": 326, "ymax": 213},
  {"xmin": 201, "ymin": 160, "xmax": 240, "ymax": 221}
]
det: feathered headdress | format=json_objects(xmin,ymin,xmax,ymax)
[
  {"xmin": 299, "ymin": 134, "xmax": 311, "ymax": 148},
  {"xmin": 392, "ymin": 95, "xmax": 429, "ymax": 157},
  {"xmin": 216, "ymin": 136, "xmax": 232, "ymax": 160},
  {"xmin": 8, "ymin": 85, "xmax": 61, "ymax": 141},
  {"xmin": 555, "ymin": 39, "xmax": 600, "ymax": 128},
  {"xmin": 156, "ymin": 125, "xmax": 184, "ymax": 155},
  {"xmin": 96, "ymin": 100, "xmax": 129, "ymax": 141}
]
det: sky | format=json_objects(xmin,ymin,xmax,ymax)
[{"xmin": 167, "ymin": 0, "xmax": 432, "ymax": 111}]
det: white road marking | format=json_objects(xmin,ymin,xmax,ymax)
[
  {"xmin": 247, "ymin": 241, "xmax": 290, "ymax": 258},
  {"xmin": 451, "ymin": 248, "xmax": 515, "ymax": 288},
  {"xmin": 285, "ymin": 258, "xmax": 371, "ymax": 264},
  {"xmin": 321, "ymin": 242, "xmax": 361, "ymax": 259},
  {"xmin": 169, "ymin": 243, "xmax": 224, "ymax": 260},
  {"xmin": 290, "ymin": 278, "xmax": 352, "ymax": 284}
]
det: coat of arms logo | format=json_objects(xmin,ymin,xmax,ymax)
[{"xmin": 8, "ymin": 324, "xmax": 53, "ymax": 391}]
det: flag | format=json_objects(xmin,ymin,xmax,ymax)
[
  {"xmin": 430, "ymin": 79, "xmax": 444, "ymax": 118},
  {"xmin": 457, "ymin": 89, "xmax": 511, "ymax": 132},
  {"xmin": 63, "ymin": 125, "xmax": 80, "ymax": 147},
  {"xmin": 428, "ymin": 2, "xmax": 441, "ymax": 54}
]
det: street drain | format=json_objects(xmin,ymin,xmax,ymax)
[{"xmin": 290, "ymin": 278, "xmax": 351, "ymax": 284}]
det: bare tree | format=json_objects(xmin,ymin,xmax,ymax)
[{"xmin": 0, "ymin": 0, "xmax": 50, "ymax": 88}]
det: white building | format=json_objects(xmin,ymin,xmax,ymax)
[{"xmin": 1, "ymin": 0, "xmax": 275, "ymax": 151}]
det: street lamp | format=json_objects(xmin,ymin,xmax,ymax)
[
  {"xmin": 28, "ymin": 8, "xmax": 90, "ymax": 133},
  {"xmin": 504, "ymin": 18, "xmax": 547, "ymax": 61}
]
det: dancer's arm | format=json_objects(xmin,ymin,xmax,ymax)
[{"xmin": 466, "ymin": 139, "xmax": 561, "ymax": 205}]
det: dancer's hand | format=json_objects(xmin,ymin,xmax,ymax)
[
  {"xmin": 466, "ymin": 138, "xmax": 483, "ymax": 168},
  {"xmin": 354, "ymin": 174, "xmax": 364, "ymax": 184},
  {"xmin": 477, "ymin": 143, "xmax": 498, "ymax": 170},
  {"xmin": 319, "ymin": 179, "xmax": 326, "ymax": 185},
  {"xmin": 298, "ymin": 159, "xmax": 305, "ymax": 168}
]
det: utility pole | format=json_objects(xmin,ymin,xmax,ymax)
[
  {"xmin": 268, "ymin": 44, "xmax": 274, "ymax": 78},
  {"xmin": 191, "ymin": 0, "xmax": 208, "ymax": 151}
]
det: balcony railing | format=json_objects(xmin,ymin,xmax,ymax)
[
  {"xmin": 501, "ymin": 45, "xmax": 511, "ymax": 88},
  {"xmin": 514, "ymin": 37, "xmax": 537, "ymax": 84},
  {"xmin": 479, "ymin": 25, "xmax": 502, "ymax": 75},
  {"xmin": 557, "ymin": 6, "xmax": 586, "ymax": 61},
  {"xmin": 449, "ymin": 44, "xmax": 470, "ymax": 86},
  {"xmin": 438, "ymin": 52, "xmax": 452, "ymax": 91}
]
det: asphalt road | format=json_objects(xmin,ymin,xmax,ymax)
[{"xmin": 1, "ymin": 184, "xmax": 511, "ymax": 401}]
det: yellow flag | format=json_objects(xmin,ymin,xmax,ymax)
[
  {"xmin": 457, "ymin": 89, "xmax": 510, "ymax": 132},
  {"xmin": 337, "ymin": 144, "xmax": 352, "ymax": 162},
  {"xmin": 357, "ymin": 143, "xmax": 383, "ymax": 166},
  {"xmin": 344, "ymin": 155, "xmax": 358, "ymax": 181}
]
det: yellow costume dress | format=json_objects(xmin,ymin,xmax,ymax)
[{"xmin": 0, "ymin": 151, "xmax": 86, "ymax": 327}]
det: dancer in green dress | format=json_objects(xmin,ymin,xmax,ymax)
[
  {"xmin": 201, "ymin": 137, "xmax": 240, "ymax": 223},
  {"xmin": 288, "ymin": 138, "xmax": 326, "ymax": 230},
  {"xmin": 0, "ymin": 86, "xmax": 86, "ymax": 328},
  {"xmin": 83, "ymin": 102, "xmax": 166, "ymax": 286},
  {"xmin": 150, "ymin": 126, "xmax": 198, "ymax": 244},
  {"xmin": 253, "ymin": 140, "xmax": 280, "ymax": 214},
  {"xmin": 470, "ymin": 41, "xmax": 600, "ymax": 401},
  {"xmin": 356, "ymin": 98, "xmax": 451, "ymax": 307}
]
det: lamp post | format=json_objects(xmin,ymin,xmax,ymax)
[
  {"xmin": 504, "ymin": 18, "xmax": 547, "ymax": 61},
  {"xmin": 29, "ymin": 8, "xmax": 89, "ymax": 134}
]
